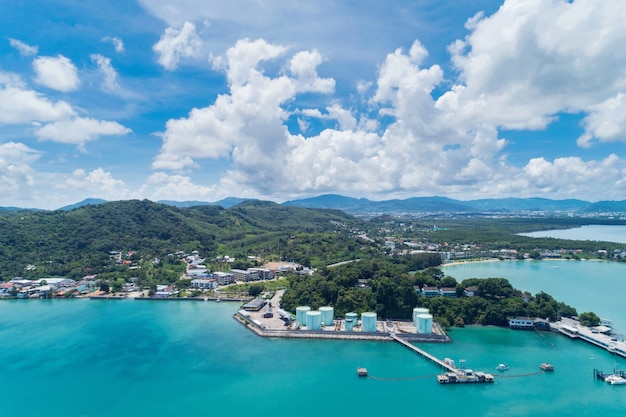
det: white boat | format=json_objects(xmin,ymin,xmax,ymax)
[
  {"xmin": 496, "ymin": 363, "xmax": 509, "ymax": 371},
  {"xmin": 605, "ymin": 374, "xmax": 626, "ymax": 385}
]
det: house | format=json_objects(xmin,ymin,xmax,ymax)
[
  {"xmin": 440, "ymin": 287, "xmax": 457, "ymax": 297},
  {"xmin": 421, "ymin": 286, "xmax": 440, "ymax": 297},
  {"xmin": 508, "ymin": 317, "xmax": 535, "ymax": 329},
  {"xmin": 464, "ymin": 286, "xmax": 479, "ymax": 297}
]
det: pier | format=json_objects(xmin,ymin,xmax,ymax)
[{"xmin": 391, "ymin": 334, "xmax": 456, "ymax": 372}]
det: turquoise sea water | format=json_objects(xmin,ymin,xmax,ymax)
[
  {"xmin": 3, "ymin": 260, "xmax": 626, "ymax": 417},
  {"xmin": 518, "ymin": 224, "xmax": 626, "ymax": 244}
]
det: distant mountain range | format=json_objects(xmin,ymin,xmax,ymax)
[
  {"xmin": 282, "ymin": 195, "xmax": 626, "ymax": 215},
  {"xmin": 3, "ymin": 194, "xmax": 626, "ymax": 215}
]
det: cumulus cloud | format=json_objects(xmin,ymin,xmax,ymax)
[
  {"xmin": 102, "ymin": 36, "xmax": 125, "ymax": 53},
  {"xmin": 90, "ymin": 54, "xmax": 120, "ymax": 92},
  {"xmin": 33, "ymin": 55, "xmax": 80, "ymax": 92},
  {"xmin": 141, "ymin": 172, "xmax": 217, "ymax": 201},
  {"xmin": 35, "ymin": 117, "xmax": 132, "ymax": 149},
  {"xmin": 153, "ymin": 21, "xmax": 202, "ymax": 70},
  {"xmin": 147, "ymin": 2, "xmax": 626, "ymax": 202},
  {"xmin": 60, "ymin": 168, "xmax": 127, "ymax": 197},
  {"xmin": 8, "ymin": 38, "xmax": 38, "ymax": 56},
  {"xmin": 448, "ymin": 0, "xmax": 626, "ymax": 132},
  {"xmin": 153, "ymin": 38, "xmax": 334, "ymax": 173},
  {"xmin": 0, "ymin": 84, "xmax": 75, "ymax": 124},
  {"xmin": 0, "ymin": 142, "xmax": 40, "ymax": 195}
]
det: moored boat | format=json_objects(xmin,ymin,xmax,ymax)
[
  {"xmin": 496, "ymin": 363, "xmax": 509, "ymax": 371},
  {"xmin": 604, "ymin": 374, "xmax": 626, "ymax": 385},
  {"xmin": 540, "ymin": 362, "xmax": 554, "ymax": 371}
]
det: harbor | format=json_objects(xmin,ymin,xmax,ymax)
[{"xmin": 551, "ymin": 317, "xmax": 626, "ymax": 359}]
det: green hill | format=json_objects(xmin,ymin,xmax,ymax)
[{"xmin": 0, "ymin": 199, "xmax": 370, "ymax": 281}]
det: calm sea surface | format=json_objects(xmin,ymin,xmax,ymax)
[
  {"xmin": 3, "ymin": 260, "xmax": 626, "ymax": 417},
  {"xmin": 519, "ymin": 224, "xmax": 626, "ymax": 244}
]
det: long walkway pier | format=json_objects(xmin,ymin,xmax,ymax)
[{"xmin": 391, "ymin": 334, "xmax": 456, "ymax": 372}]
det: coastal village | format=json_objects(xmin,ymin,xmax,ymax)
[{"xmin": 2, "ymin": 244, "xmax": 626, "ymax": 385}]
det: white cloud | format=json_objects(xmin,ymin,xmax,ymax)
[
  {"xmin": 153, "ymin": 21, "xmax": 202, "ymax": 70},
  {"xmin": 33, "ymin": 55, "xmax": 80, "ymax": 92},
  {"xmin": 141, "ymin": 172, "xmax": 217, "ymax": 201},
  {"xmin": 8, "ymin": 38, "xmax": 38, "ymax": 56},
  {"xmin": 147, "ymin": 3, "xmax": 626, "ymax": 203},
  {"xmin": 35, "ymin": 117, "xmax": 132, "ymax": 149},
  {"xmin": 90, "ymin": 54, "xmax": 121, "ymax": 92},
  {"xmin": 448, "ymin": 0, "xmax": 626, "ymax": 132},
  {"xmin": 578, "ymin": 93, "xmax": 626, "ymax": 147},
  {"xmin": 0, "ymin": 142, "xmax": 40, "ymax": 195},
  {"xmin": 102, "ymin": 36, "xmax": 125, "ymax": 53},
  {"xmin": 60, "ymin": 168, "xmax": 127, "ymax": 198},
  {"xmin": 0, "ymin": 84, "xmax": 75, "ymax": 124}
]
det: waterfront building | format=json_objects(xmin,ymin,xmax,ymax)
[
  {"xmin": 508, "ymin": 317, "xmax": 535, "ymax": 329},
  {"xmin": 190, "ymin": 278, "xmax": 217, "ymax": 290},
  {"xmin": 243, "ymin": 297, "xmax": 266, "ymax": 311}
]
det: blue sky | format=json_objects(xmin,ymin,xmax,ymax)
[{"xmin": 2, "ymin": 0, "xmax": 626, "ymax": 209}]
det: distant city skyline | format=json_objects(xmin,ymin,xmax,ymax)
[{"xmin": 2, "ymin": 0, "xmax": 626, "ymax": 209}]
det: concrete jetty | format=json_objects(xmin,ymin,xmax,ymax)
[{"xmin": 391, "ymin": 334, "xmax": 456, "ymax": 372}]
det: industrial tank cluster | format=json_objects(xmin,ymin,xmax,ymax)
[
  {"xmin": 295, "ymin": 306, "xmax": 380, "ymax": 332},
  {"xmin": 413, "ymin": 307, "xmax": 433, "ymax": 334},
  {"xmin": 296, "ymin": 306, "xmax": 334, "ymax": 331}
]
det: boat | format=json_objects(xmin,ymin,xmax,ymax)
[
  {"xmin": 496, "ymin": 363, "xmax": 509, "ymax": 371},
  {"xmin": 540, "ymin": 362, "xmax": 554, "ymax": 371},
  {"xmin": 604, "ymin": 374, "xmax": 626, "ymax": 385},
  {"xmin": 357, "ymin": 367, "xmax": 368, "ymax": 377}
]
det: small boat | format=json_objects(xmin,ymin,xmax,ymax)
[
  {"xmin": 604, "ymin": 374, "xmax": 626, "ymax": 385},
  {"xmin": 540, "ymin": 362, "xmax": 554, "ymax": 371},
  {"xmin": 357, "ymin": 367, "xmax": 368, "ymax": 377},
  {"xmin": 496, "ymin": 363, "xmax": 509, "ymax": 371}
]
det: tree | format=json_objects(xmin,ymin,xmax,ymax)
[
  {"xmin": 99, "ymin": 281, "xmax": 110, "ymax": 293},
  {"xmin": 111, "ymin": 278, "xmax": 124, "ymax": 293},
  {"xmin": 579, "ymin": 311, "xmax": 600, "ymax": 327},
  {"xmin": 249, "ymin": 283, "xmax": 264, "ymax": 297}
]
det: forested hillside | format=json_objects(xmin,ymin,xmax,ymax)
[{"xmin": 0, "ymin": 199, "xmax": 374, "ymax": 281}]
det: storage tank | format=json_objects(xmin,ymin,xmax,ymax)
[
  {"xmin": 306, "ymin": 311, "xmax": 322, "ymax": 330},
  {"xmin": 361, "ymin": 312, "xmax": 377, "ymax": 332},
  {"xmin": 416, "ymin": 313, "xmax": 433, "ymax": 334},
  {"xmin": 413, "ymin": 307, "xmax": 429, "ymax": 323},
  {"xmin": 319, "ymin": 306, "xmax": 334, "ymax": 326},
  {"xmin": 345, "ymin": 312, "xmax": 358, "ymax": 331},
  {"xmin": 296, "ymin": 306, "xmax": 311, "ymax": 326}
]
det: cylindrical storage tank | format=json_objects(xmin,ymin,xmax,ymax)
[
  {"xmin": 361, "ymin": 312, "xmax": 377, "ymax": 332},
  {"xmin": 319, "ymin": 306, "xmax": 334, "ymax": 326},
  {"xmin": 413, "ymin": 307, "xmax": 429, "ymax": 324},
  {"xmin": 306, "ymin": 311, "xmax": 322, "ymax": 330},
  {"xmin": 296, "ymin": 306, "xmax": 311, "ymax": 325},
  {"xmin": 416, "ymin": 313, "xmax": 433, "ymax": 334},
  {"xmin": 345, "ymin": 312, "xmax": 358, "ymax": 331}
]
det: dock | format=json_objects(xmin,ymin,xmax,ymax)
[{"xmin": 391, "ymin": 334, "xmax": 456, "ymax": 372}]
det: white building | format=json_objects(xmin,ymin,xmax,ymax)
[{"xmin": 190, "ymin": 278, "xmax": 217, "ymax": 290}]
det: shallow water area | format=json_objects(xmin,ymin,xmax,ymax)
[{"xmin": 3, "ymin": 257, "xmax": 626, "ymax": 417}]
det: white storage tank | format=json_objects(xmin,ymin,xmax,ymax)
[
  {"xmin": 306, "ymin": 311, "xmax": 322, "ymax": 330},
  {"xmin": 345, "ymin": 312, "xmax": 358, "ymax": 331},
  {"xmin": 296, "ymin": 306, "xmax": 311, "ymax": 326},
  {"xmin": 416, "ymin": 313, "xmax": 433, "ymax": 334},
  {"xmin": 361, "ymin": 312, "xmax": 377, "ymax": 332},
  {"xmin": 319, "ymin": 306, "xmax": 334, "ymax": 326},
  {"xmin": 413, "ymin": 307, "xmax": 429, "ymax": 324}
]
